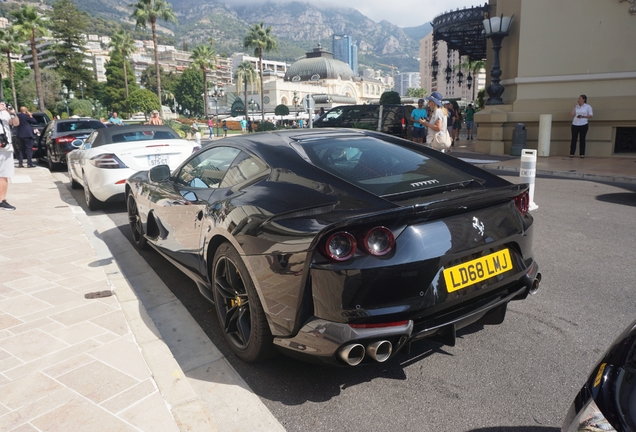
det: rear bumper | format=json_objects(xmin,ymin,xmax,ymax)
[{"xmin": 274, "ymin": 262, "xmax": 540, "ymax": 366}]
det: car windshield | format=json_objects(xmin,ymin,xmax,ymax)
[
  {"xmin": 57, "ymin": 121, "xmax": 105, "ymax": 133},
  {"xmin": 297, "ymin": 136, "xmax": 474, "ymax": 197},
  {"xmin": 110, "ymin": 130, "xmax": 177, "ymax": 143}
]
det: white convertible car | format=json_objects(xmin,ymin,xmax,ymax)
[{"xmin": 67, "ymin": 125, "xmax": 200, "ymax": 210}]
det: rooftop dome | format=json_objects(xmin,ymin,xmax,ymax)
[{"xmin": 284, "ymin": 44, "xmax": 355, "ymax": 82}]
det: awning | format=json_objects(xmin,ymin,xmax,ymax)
[{"xmin": 432, "ymin": 3, "xmax": 490, "ymax": 61}]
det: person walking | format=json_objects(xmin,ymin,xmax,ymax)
[
  {"xmin": 452, "ymin": 108, "xmax": 462, "ymax": 142},
  {"xmin": 0, "ymin": 102, "xmax": 17, "ymax": 210},
  {"xmin": 410, "ymin": 98, "xmax": 428, "ymax": 145},
  {"xmin": 570, "ymin": 94, "xmax": 593, "ymax": 158},
  {"xmin": 222, "ymin": 120, "xmax": 228, "ymax": 137},
  {"xmin": 465, "ymin": 104, "xmax": 476, "ymax": 140},
  {"xmin": 16, "ymin": 106, "xmax": 38, "ymax": 168},
  {"xmin": 444, "ymin": 101, "xmax": 455, "ymax": 143},
  {"xmin": 208, "ymin": 118, "xmax": 214, "ymax": 139},
  {"xmin": 247, "ymin": 118, "xmax": 253, "ymax": 133},
  {"xmin": 421, "ymin": 92, "xmax": 449, "ymax": 152},
  {"xmin": 146, "ymin": 110, "xmax": 163, "ymax": 125},
  {"xmin": 240, "ymin": 118, "xmax": 247, "ymax": 134}
]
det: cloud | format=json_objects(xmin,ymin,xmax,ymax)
[{"xmin": 226, "ymin": 0, "xmax": 479, "ymax": 28}]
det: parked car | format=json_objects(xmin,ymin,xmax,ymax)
[
  {"xmin": 9, "ymin": 111, "xmax": 51, "ymax": 160},
  {"xmin": 126, "ymin": 128, "xmax": 540, "ymax": 365},
  {"xmin": 38, "ymin": 117, "xmax": 106, "ymax": 171},
  {"xmin": 313, "ymin": 104, "xmax": 416, "ymax": 139},
  {"xmin": 562, "ymin": 318, "xmax": 636, "ymax": 432},
  {"xmin": 67, "ymin": 125, "xmax": 200, "ymax": 210}
]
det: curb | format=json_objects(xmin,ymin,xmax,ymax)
[{"xmin": 475, "ymin": 163, "xmax": 636, "ymax": 185}]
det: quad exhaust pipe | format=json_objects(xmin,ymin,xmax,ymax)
[{"xmin": 339, "ymin": 340, "xmax": 394, "ymax": 365}]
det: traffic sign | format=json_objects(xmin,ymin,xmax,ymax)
[{"xmin": 303, "ymin": 94, "xmax": 315, "ymax": 112}]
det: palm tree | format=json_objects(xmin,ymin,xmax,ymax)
[
  {"xmin": 190, "ymin": 44, "xmax": 216, "ymax": 119},
  {"xmin": 12, "ymin": 5, "xmax": 49, "ymax": 112},
  {"xmin": 0, "ymin": 27, "xmax": 24, "ymax": 109},
  {"xmin": 109, "ymin": 30, "xmax": 136, "ymax": 99},
  {"xmin": 234, "ymin": 61, "xmax": 259, "ymax": 120},
  {"xmin": 243, "ymin": 22, "xmax": 277, "ymax": 122},
  {"xmin": 130, "ymin": 0, "xmax": 177, "ymax": 116}
]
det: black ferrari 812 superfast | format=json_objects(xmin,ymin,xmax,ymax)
[{"xmin": 126, "ymin": 128, "xmax": 540, "ymax": 366}]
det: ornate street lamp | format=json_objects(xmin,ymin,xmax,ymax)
[
  {"xmin": 248, "ymin": 98, "xmax": 257, "ymax": 122},
  {"xmin": 457, "ymin": 70, "xmax": 464, "ymax": 87},
  {"xmin": 208, "ymin": 84, "xmax": 225, "ymax": 137},
  {"xmin": 483, "ymin": 13, "xmax": 514, "ymax": 105},
  {"xmin": 59, "ymin": 84, "xmax": 74, "ymax": 117},
  {"xmin": 466, "ymin": 73, "xmax": 473, "ymax": 90},
  {"xmin": 444, "ymin": 64, "xmax": 452, "ymax": 84},
  {"xmin": 77, "ymin": 81, "xmax": 86, "ymax": 99},
  {"xmin": 431, "ymin": 58, "xmax": 439, "ymax": 79}
]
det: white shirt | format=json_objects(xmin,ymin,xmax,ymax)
[
  {"xmin": 572, "ymin": 103, "xmax": 593, "ymax": 126},
  {"xmin": 426, "ymin": 108, "xmax": 448, "ymax": 144},
  {"xmin": 0, "ymin": 110, "xmax": 12, "ymax": 153}
]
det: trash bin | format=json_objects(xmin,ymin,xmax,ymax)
[{"xmin": 510, "ymin": 123, "xmax": 527, "ymax": 156}]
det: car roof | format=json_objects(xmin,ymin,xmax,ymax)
[{"xmin": 90, "ymin": 124, "xmax": 181, "ymax": 146}]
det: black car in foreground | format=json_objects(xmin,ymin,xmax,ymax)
[
  {"xmin": 562, "ymin": 318, "xmax": 636, "ymax": 432},
  {"xmin": 38, "ymin": 117, "xmax": 106, "ymax": 170},
  {"xmin": 126, "ymin": 128, "xmax": 540, "ymax": 366}
]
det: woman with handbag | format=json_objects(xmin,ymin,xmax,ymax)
[{"xmin": 421, "ymin": 91, "xmax": 451, "ymax": 152}]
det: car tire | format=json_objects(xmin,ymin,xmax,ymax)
[
  {"xmin": 68, "ymin": 163, "xmax": 81, "ymax": 189},
  {"xmin": 83, "ymin": 173, "xmax": 101, "ymax": 211},
  {"xmin": 212, "ymin": 243, "xmax": 277, "ymax": 362},
  {"xmin": 47, "ymin": 148, "xmax": 59, "ymax": 172},
  {"xmin": 126, "ymin": 193, "xmax": 147, "ymax": 250}
]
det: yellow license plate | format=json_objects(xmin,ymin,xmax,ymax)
[{"xmin": 443, "ymin": 249, "xmax": 513, "ymax": 293}]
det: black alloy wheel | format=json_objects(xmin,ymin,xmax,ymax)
[
  {"xmin": 83, "ymin": 172, "xmax": 101, "ymax": 211},
  {"xmin": 126, "ymin": 194, "xmax": 147, "ymax": 250},
  {"xmin": 68, "ymin": 163, "xmax": 81, "ymax": 189},
  {"xmin": 47, "ymin": 148, "xmax": 58, "ymax": 172},
  {"xmin": 212, "ymin": 243, "xmax": 276, "ymax": 362}
]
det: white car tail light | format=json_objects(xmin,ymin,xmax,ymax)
[{"xmin": 90, "ymin": 154, "xmax": 127, "ymax": 169}]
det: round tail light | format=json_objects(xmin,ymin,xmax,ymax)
[
  {"xmin": 363, "ymin": 227, "xmax": 394, "ymax": 256},
  {"xmin": 325, "ymin": 232, "xmax": 356, "ymax": 261}
]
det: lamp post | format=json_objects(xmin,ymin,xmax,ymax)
[
  {"xmin": 248, "ymin": 98, "xmax": 257, "ymax": 122},
  {"xmin": 59, "ymin": 84, "xmax": 74, "ymax": 117},
  {"xmin": 457, "ymin": 70, "xmax": 464, "ymax": 87},
  {"xmin": 77, "ymin": 81, "xmax": 86, "ymax": 99},
  {"xmin": 444, "ymin": 64, "xmax": 452, "ymax": 84},
  {"xmin": 431, "ymin": 58, "xmax": 439, "ymax": 80},
  {"xmin": 483, "ymin": 14, "xmax": 514, "ymax": 105},
  {"xmin": 292, "ymin": 91, "xmax": 299, "ymax": 124},
  {"xmin": 208, "ymin": 84, "xmax": 224, "ymax": 137}
]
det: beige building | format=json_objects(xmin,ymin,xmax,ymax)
[{"xmin": 475, "ymin": 0, "xmax": 636, "ymax": 156}]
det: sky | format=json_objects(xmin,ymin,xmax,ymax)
[{"xmin": 230, "ymin": 0, "xmax": 480, "ymax": 28}]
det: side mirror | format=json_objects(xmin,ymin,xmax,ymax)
[
  {"xmin": 180, "ymin": 190, "xmax": 197, "ymax": 202},
  {"xmin": 148, "ymin": 164, "xmax": 171, "ymax": 183},
  {"xmin": 71, "ymin": 139, "xmax": 83, "ymax": 148}
]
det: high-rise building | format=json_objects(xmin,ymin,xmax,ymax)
[
  {"xmin": 395, "ymin": 72, "xmax": 421, "ymax": 96},
  {"xmin": 332, "ymin": 34, "xmax": 358, "ymax": 76}
]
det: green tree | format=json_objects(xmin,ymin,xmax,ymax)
[
  {"xmin": 406, "ymin": 88, "xmax": 427, "ymax": 99},
  {"xmin": 172, "ymin": 66, "xmax": 203, "ymax": 116},
  {"xmin": 191, "ymin": 44, "xmax": 216, "ymax": 119},
  {"xmin": 67, "ymin": 98, "xmax": 94, "ymax": 117},
  {"xmin": 17, "ymin": 69, "xmax": 62, "ymax": 114},
  {"xmin": 130, "ymin": 0, "xmax": 177, "ymax": 115},
  {"xmin": 104, "ymin": 50, "xmax": 138, "ymax": 114},
  {"xmin": 12, "ymin": 5, "xmax": 49, "ymax": 112},
  {"xmin": 139, "ymin": 64, "xmax": 169, "ymax": 94},
  {"xmin": 126, "ymin": 89, "xmax": 160, "ymax": 120},
  {"xmin": 234, "ymin": 61, "xmax": 258, "ymax": 119},
  {"xmin": 243, "ymin": 22, "xmax": 277, "ymax": 122},
  {"xmin": 274, "ymin": 103, "xmax": 289, "ymax": 125},
  {"xmin": 50, "ymin": 0, "xmax": 94, "ymax": 93},
  {"xmin": 455, "ymin": 57, "xmax": 486, "ymax": 102},
  {"xmin": 379, "ymin": 91, "xmax": 401, "ymax": 105},
  {"xmin": 0, "ymin": 26, "xmax": 25, "ymax": 108},
  {"xmin": 109, "ymin": 30, "xmax": 136, "ymax": 99}
]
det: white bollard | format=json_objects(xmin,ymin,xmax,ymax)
[
  {"xmin": 520, "ymin": 149, "xmax": 539, "ymax": 211},
  {"xmin": 537, "ymin": 114, "xmax": 552, "ymax": 157}
]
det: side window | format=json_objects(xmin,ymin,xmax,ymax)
[
  {"xmin": 175, "ymin": 146, "xmax": 241, "ymax": 189},
  {"xmin": 83, "ymin": 131, "xmax": 98, "ymax": 149},
  {"xmin": 220, "ymin": 151, "xmax": 269, "ymax": 188},
  {"xmin": 322, "ymin": 108, "xmax": 344, "ymax": 122}
]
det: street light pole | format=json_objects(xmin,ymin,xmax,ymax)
[
  {"xmin": 483, "ymin": 14, "xmax": 514, "ymax": 106},
  {"xmin": 208, "ymin": 84, "xmax": 224, "ymax": 137},
  {"xmin": 59, "ymin": 84, "xmax": 74, "ymax": 117}
]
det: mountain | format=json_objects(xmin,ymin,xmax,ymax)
[{"xmin": 4, "ymin": 0, "xmax": 432, "ymax": 73}]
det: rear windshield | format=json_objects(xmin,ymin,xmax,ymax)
[
  {"xmin": 57, "ymin": 121, "xmax": 105, "ymax": 133},
  {"xmin": 110, "ymin": 130, "xmax": 178, "ymax": 143},
  {"xmin": 297, "ymin": 136, "xmax": 474, "ymax": 197}
]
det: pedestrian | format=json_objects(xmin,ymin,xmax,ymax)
[
  {"xmin": 410, "ymin": 98, "xmax": 428, "ymax": 145},
  {"xmin": 108, "ymin": 112, "xmax": 123, "ymax": 126},
  {"xmin": 192, "ymin": 121, "xmax": 201, "ymax": 146},
  {"xmin": 222, "ymin": 120, "xmax": 228, "ymax": 137},
  {"xmin": 16, "ymin": 106, "xmax": 38, "ymax": 168},
  {"xmin": 465, "ymin": 104, "xmax": 476, "ymax": 140},
  {"xmin": 247, "ymin": 118, "xmax": 253, "ymax": 133},
  {"xmin": 0, "ymin": 101, "xmax": 17, "ymax": 210},
  {"xmin": 453, "ymin": 107, "xmax": 462, "ymax": 142},
  {"xmin": 299, "ymin": 118, "xmax": 304, "ymax": 129},
  {"xmin": 421, "ymin": 91, "xmax": 450, "ymax": 152},
  {"xmin": 146, "ymin": 110, "xmax": 163, "ymax": 125},
  {"xmin": 444, "ymin": 101, "xmax": 455, "ymax": 143},
  {"xmin": 208, "ymin": 118, "xmax": 214, "ymax": 139},
  {"xmin": 240, "ymin": 118, "xmax": 247, "ymax": 134},
  {"xmin": 570, "ymin": 94, "xmax": 593, "ymax": 158}
]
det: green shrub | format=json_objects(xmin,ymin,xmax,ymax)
[{"xmin": 256, "ymin": 121, "xmax": 277, "ymax": 132}]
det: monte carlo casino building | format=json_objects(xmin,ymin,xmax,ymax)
[
  {"xmin": 225, "ymin": 44, "xmax": 390, "ymax": 118},
  {"xmin": 429, "ymin": 0, "xmax": 636, "ymax": 156}
]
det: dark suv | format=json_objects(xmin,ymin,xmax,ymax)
[
  {"xmin": 313, "ymin": 104, "xmax": 416, "ymax": 139},
  {"xmin": 38, "ymin": 118, "xmax": 106, "ymax": 171}
]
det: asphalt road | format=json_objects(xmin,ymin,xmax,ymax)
[{"xmin": 66, "ymin": 173, "xmax": 636, "ymax": 432}]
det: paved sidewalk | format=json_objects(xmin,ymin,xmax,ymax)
[{"xmin": 1, "ymin": 166, "xmax": 284, "ymax": 431}]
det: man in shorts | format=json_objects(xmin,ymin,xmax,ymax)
[
  {"xmin": 410, "ymin": 98, "xmax": 428, "ymax": 144},
  {"xmin": 0, "ymin": 101, "xmax": 16, "ymax": 210}
]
